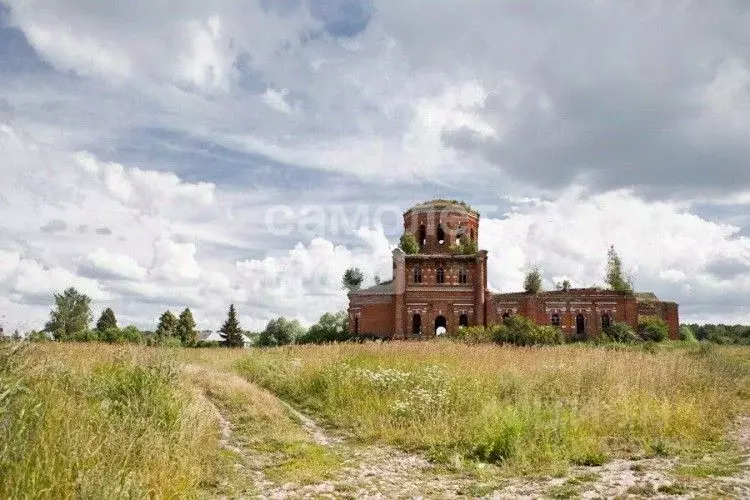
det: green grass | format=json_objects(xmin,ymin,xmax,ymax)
[
  {"xmin": 264, "ymin": 442, "xmax": 342, "ymax": 484},
  {"xmin": 234, "ymin": 342, "xmax": 750, "ymax": 474},
  {"xmin": 0, "ymin": 343, "xmax": 219, "ymax": 498},
  {"xmin": 2, "ymin": 341, "xmax": 748, "ymax": 496},
  {"xmin": 548, "ymin": 482, "xmax": 580, "ymax": 499},
  {"xmin": 676, "ymin": 450, "xmax": 744, "ymax": 478}
]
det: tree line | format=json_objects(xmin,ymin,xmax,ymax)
[{"xmin": 14, "ymin": 287, "xmax": 352, "ymax": 348}]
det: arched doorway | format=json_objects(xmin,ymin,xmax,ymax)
[
  {"xmin": 412, "ymin": 314, "xmax": 421, "ymax": 336},
  {"xmin": 435, "ymin": 315, "xmax": 447, "ymax": 336},
  {"xmin": 576, "ymin": 314, "xmax": 586, "ymax": 336},
  {"xmin": 601, "ymin": 313, "xmax": 611, "ymax": 331},
  {"xmin": 458, "ymin": 313, "xmax": 469, "ymax": 327}
]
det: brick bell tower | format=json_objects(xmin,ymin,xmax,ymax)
[{"xmin": 394, "ymin": 200, "xmax": 488, "ymax": 339}]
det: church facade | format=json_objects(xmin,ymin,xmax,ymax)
[{"xmin": 348, "ymin": 200, "xmax": 679, "ymax": 340}]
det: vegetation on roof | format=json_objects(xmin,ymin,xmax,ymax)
[{"xmin": 412, "ymin": 199, "xmax": 479, "ymax": 216}]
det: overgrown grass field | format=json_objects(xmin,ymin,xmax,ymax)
[
  {"xmin": 1, "ymin": 341, "xmax": 748, "ymax": 497},
  {"xmin": 0, "ymin": 343, "xmax": 220, "ymax": 498},
  {"xmin": 236, "ymin": 342, "xmax": 750, "ymax": 474}
]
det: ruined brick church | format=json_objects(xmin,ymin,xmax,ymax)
[{"xmin": 348, "ymin": 200, "xmax": 679, "ymax": 340}]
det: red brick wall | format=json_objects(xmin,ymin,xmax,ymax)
[
  {"xmin": 490, "ymin": 290, "xmax": 639, "ymax": 339},
  {"xmin": 349, "ymin": 298, "xmax": 395, "ymax": 337}
]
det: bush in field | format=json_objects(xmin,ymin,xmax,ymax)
[
  {"xmin": 450, "ymin": 325, "xmax": 494, "ymax": 344},
  {"xmin": 638, "ymin": 316, "xmax": 669, "ymax": 342},
  {"xmin": 679, "ymin": 325, "xmax": 698, "ymax": 343},
  {"xmin": 73, "ymin": 330, "xmax": 100, "ymax": 342},
  {"xmin": 536, "ymin": 325, "xmax": 566, "ymax": 345},
  {"xmin": 258, "ymin": 317, "xmax": 304, "ymax": 347},
  {"xmin": 194, "ymin": 340, "xmax": 221, "ymax": 348},
  {"xmin": 25, "ymin": 330, "xmax": 49, "ymax": 342},
  {"xmin": 492, "ymin": 315, "xmax": 564, "ymax": 346},
  {"xmin": 297, "ymin": 311, "xmax": 350, "ymax": 344},
  {"xmin": 98, "ymin": 326, "xmax": 144, "ymax": 344},
  {"xmin": 605, "ymin": 322, "xmax": 638, "ymax": 343}
]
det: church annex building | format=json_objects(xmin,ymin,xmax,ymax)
[{"xmin": 348, "ymin": 200, "xmax": 679, "ymax": 340}]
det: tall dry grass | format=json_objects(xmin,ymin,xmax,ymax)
[
  {"xmin": 0, "ymin": 343, "xmax": 220, "ymax": 498},
  {"xmin": 236, "ymin": 342, "xmax": 750, "ymax": 473}
]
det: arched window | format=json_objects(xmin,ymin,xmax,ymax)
[
  {"xmin": 458, "ymin": 268, "xmax": 468, "ymax": 284},
  {"xmin": 412, "ymin": 314, "xmax": 421, "ymax": 336},
  {"xmin": 601, "ymin": 313, "xmax": 612, "ymax": 330},
  {"xmin": 502, "ymin": 312, "xmax": 511, "ymax": 320},
  {"xmin": 551, "ymin": 313, "xmax": 561, "ymax": 327},
  {"xmin": 437, "ymin": 224, "xmax": 445, "ymax": 244},
  {"xmin": 413, "ymin": 266, "xmax": 422, "ymax": 284},
  {"xmin": 459, "ymin": 313, "xmax": 469, "ymax": 327},
  {"xmin": 436, "ymin": 266, "xmax": 445, "ymax": 284},
  {"xmin": 470, "ymin": 228, "xmax": 475, "ymax": 242},
  {"xmin": 576, "ymin": 314, "xmax": 586, "ymax": 336},
  {"xmin": 354, "ymin": 316, "xmax": 359, "ymax": 335},
  {"xmin": 418, "ymin": 225, "xmax": 426, "ymax": 248}
]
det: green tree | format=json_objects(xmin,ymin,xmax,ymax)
[
  {"xmin": 556, "ymin": 279, "xmax": 572, "ymax": 291},
  {"xmin": 44, "ymin": 287, "xmax": 93, "ymax": 341},
  {"xmin": 605, "ymin": 245, "xmax": 633, "ymax": 292},
  {"xmin": 257, "ymin": 317, "xmax": 304, "ymax": 347},
  {"xmin": 523, "ymin": 267, "xmax": 543, "ymax": 294},
  {"xmin": 399, "ymin": 232, "xmax": 420, "ymax": 254},
  {"xmin": 155, "ymin": 310, "xmax": 177, "ymax": 342},
  {"xmin": 95, "ymin": 307, "xmax": 117, "ymax": 332},
  {"xmin": 342, "ymin": 267, "xmax": 364, "ymax": 292},
  {"xmin": 297, "ymin": 311, "xmax": 350, "ymax": 344},
  {"xmin": 176, "ymin": 308, "xmax": 198, "ymax": 346},
  {"xmin": 219, "ymin": 304, "xmax": 244, "ymax": 347}
]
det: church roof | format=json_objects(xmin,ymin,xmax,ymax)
[
  {"xmin": 349, "ymin": 280, "xmax": 395, "ymax": 296},
  {"xmin": 494, "ymin": 287, "xmax": 634, "ymax": 298},
  {"xmin": 405, "ymin": 199, "xmax": 479, "ymax": 217}
]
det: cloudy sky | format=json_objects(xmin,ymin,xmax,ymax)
[{"xmin": 1, "ymin": 0, "xmax": 750, "ymax": 332}]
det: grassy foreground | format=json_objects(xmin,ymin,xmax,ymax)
[
  {"xmin": 236, "ymin": 342, "xmax": 750, "ymax": 474},
  {"xmin": 0, "ymin": 343, "xmax": 220, "ymax": 498},
  {"xmin": 1, "ymin": 341, "xmax": 748, "ymax": 497}
]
